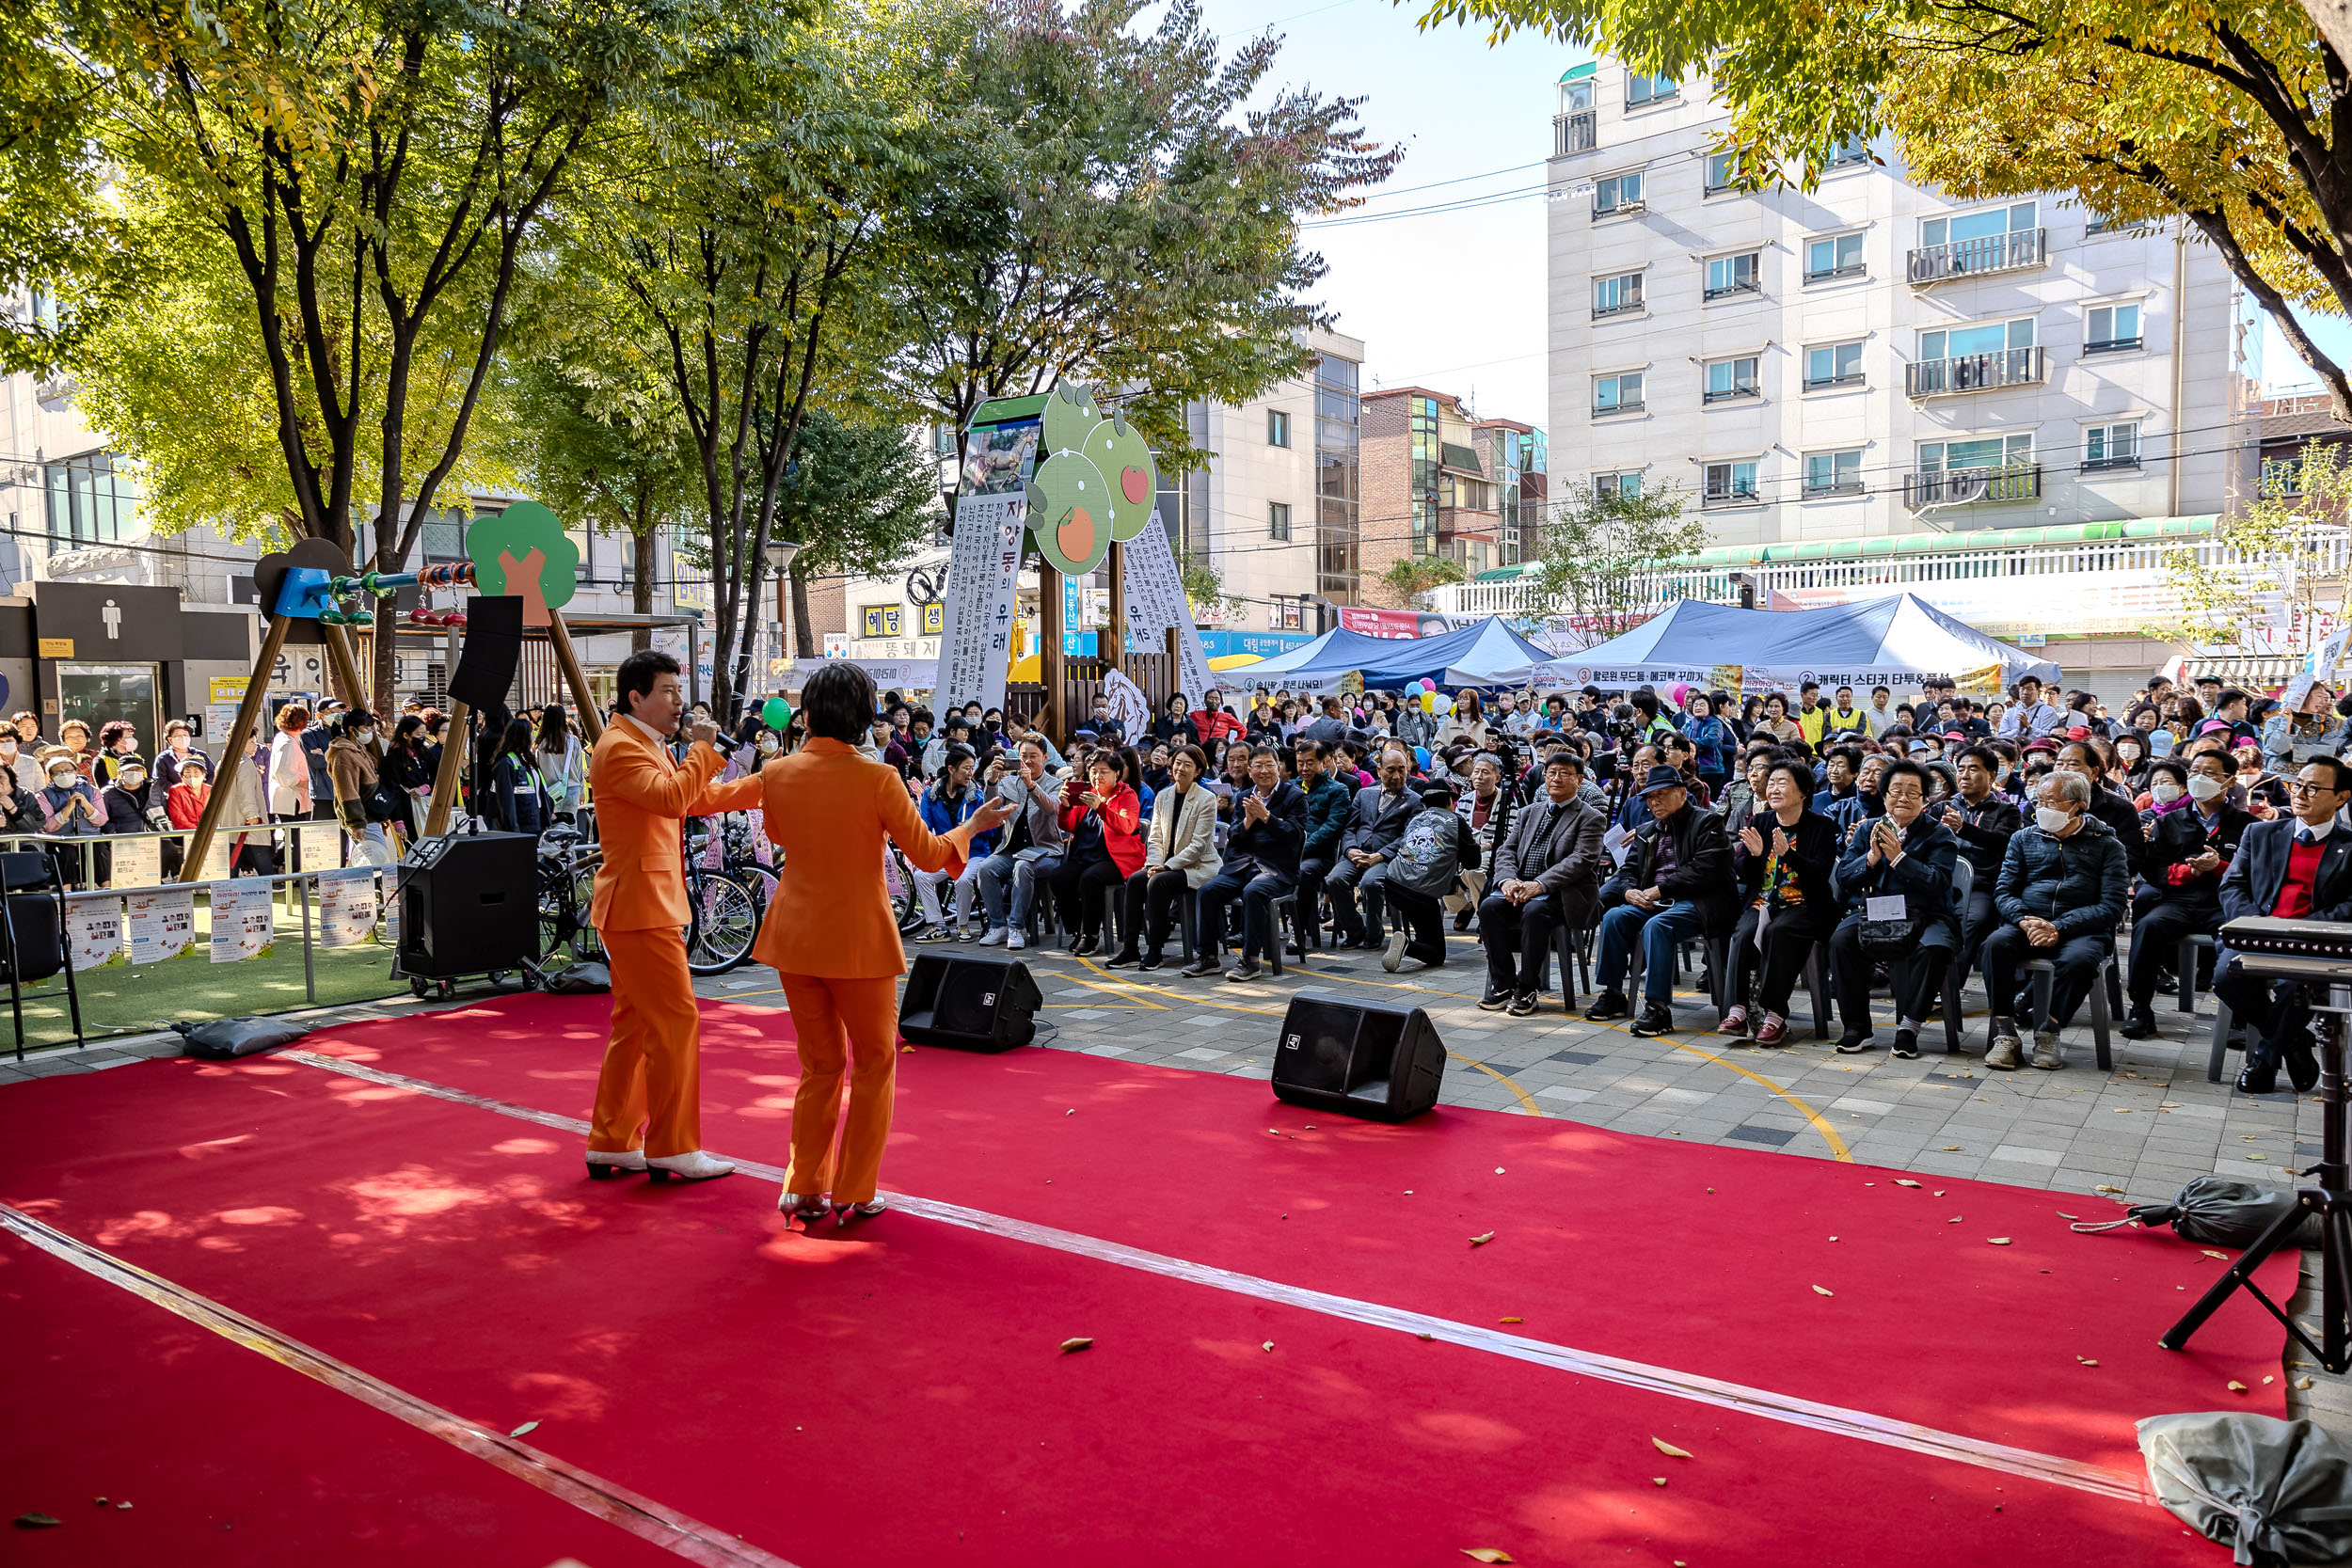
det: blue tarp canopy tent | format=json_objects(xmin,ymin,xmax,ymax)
[
  {"xmin": 1224, "ymin": 615, "xmax": 1557, "ymax": 690},
  {"xmin": 1522, "ymin": 593, "xmax": 2059, "ymax": 691}
]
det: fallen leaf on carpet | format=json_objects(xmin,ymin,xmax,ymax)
[
  {"xmin": 1812, "ymin": 1285, "xmax": 1834, "ymax": 1296},
  {"xmin": 1060, "ymin": 1338, "xmax": 1093, "ymax": 1354},
  {"xmin": 2078, "ymin": 1358, "xmax": 2099, "ymax": 1367},
  {"xmin": 1948, "ymin": 1217, "xmax": 1963, "ymax": 1224},
  {"xmin": 2265, "ymin": 1375, "xmax": 2276, "ymax": 1385},
  {"xmin": 1828, "ymin": 1236, "xmax": 1838, "ymax": 1243},
  {"xmin": 1500, "ymin": 1316, "xmax": 1523, "ymax": 1323},
  {"xmin": 511, "ymin": 1421, "xmax": 539, "ymax": 1437},
  {"xmin": 1470, "ymin": 1232, "xmax": 1495, "ymax": 1247},
  {"xmin": 1416, "ymin": 1332, "xmax": 1435, "ymax": 1341},
  {"xmin": 114, "ymin": 1503, "xmax": 128, "ymax": 1511},
  {"xmin": 1304, "ymin": 1125, "xmax": 1314, "ymax": 1130},
  {"xmin": 2058, "ymin": 1212, "xmax": 2079, "ymax": 1220},
  {"xmin": 1460, "ymin": 1551, "xmax": 1513, "ymax": 1564},
  {"xmin": 1066, "ymin": 1109, "xmax": 1075, "ymax": 1116},
  {"xmin": 1263, "ymin": 1341, "xmax": 1276, "ymax": 1353},
  {"xmin": 14, "ymin": 1514, "xmax": 59, "ymax": 1529},
  {"xmin": 900, "ymin": 1045, "xmax": 913, "ymax": 1053},
  {"xmin": 2230, "ymin": 1381, "xmax": 2249, "ymax": 1392},
  {"xmin": 2202, "ymin": 1250, "xmax": 2230, "ymax": 1260},
  {"xmin": 1653, "ymin": 1477, "xmax": 1668, "ymax": 1486},
  {"xmin": 1895, "ymin": 1179, "xmax": 1921, "ymax": 1188},
  {"xmin": 1495, "ymin": 1166, "xmax": 1506, "ymax": 1175},
  {"xmin": 1651, "ymin": 1437, "xmax": 1692, "ymax": 1458},
  {"xmin": 1933, "ymin": 1190, "xmax": 1946, "ymax": 1196},
  {"xmin": 1988, "ymin": 1238, "xmax": 2011, "ymax": 1245}
]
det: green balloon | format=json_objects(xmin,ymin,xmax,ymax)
[{"xmin": 761, "ymin": 697, "xmax": 792, "ymax": 731}]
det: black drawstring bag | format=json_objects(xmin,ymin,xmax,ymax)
[{"xmin": 2073, "ymin": 1175, "xmax": 2319, "ymax": 1250}]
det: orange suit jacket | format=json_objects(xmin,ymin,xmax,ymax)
[
  {"xmin": 749, "ymin": 736, "xmax": 978, "ymax": 979},
  {"xmin": 587, "ymin": 720, "xmax": 761, "ymax": 931}
]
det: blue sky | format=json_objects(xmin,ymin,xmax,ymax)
[{"xmin": 1175, "ymin": 0, "xmax": 2345, "ymax": 418}]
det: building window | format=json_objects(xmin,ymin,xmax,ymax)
[
  {"xmin": 1594, "ymin": 471, "xmax": 1643, "ymax": 499},
  {"xmin": 1313, "ymin": 354, "xmax": 1359, "ymax": 601},
  {"xmin": 1560, "ymin": 77, "xmax": 1595, "ymax": 115},
  {"xmin": 1593, "ymin": 171, "xmax": 1644, "ymax": 217},
  {"xmin": 1828, "ymin": 135, "xmax": 1870, "ymax": 166},
  {"xmin": 2264, "ymin": 455, "xmax": 2307, "ymax": 496},
  {"xmin": 2086, "ymin": 303, "xmax": 2143, "ymax": 353},
  {"xmin": 1625, "ymin": 71, "xmax": 1677, "ymax": 107},
  {"xmin": 1804, "ymin": 341, "xmax": 1865, "ymax": 390},
  {"xmin": 1593, "ymin": 372, "xmax": 1645, "ymax": 416},
  {"xmin": 1704, "ymin": 150, "xmax": 1740, "ymax": 195},
  {"xmin": 1920, "ymin": 318, "xmax": 2035, "ymax": 362},
  {"xmin": 1704, "ymin": 252, "xmax": 1759, "ymax": 301},
  {"xmin": 1804, "ymin": 450, "xmax": 1864, "ymax": 497},
  {"xmin": 1911, "ymin": 200, "xmax": 2044, "ymax": 282},
  {"xmin": 1922, "ymin": 200, "xmax": 2038, "ymax": 250},
  {"xmin": 2083, "ymin": 421, "xmax": 2141, "ymax": 471},
  {"xmin": 1703, "ymin": 356, "xmax": 1759, "ymax": 404},
  {"xmin": 1703, "ymin": 461, "xmax": 1759, "ymax": 505},
  {"xmin": 1267, "ymin": 408, "xmax": 1291, "ymax": 447},
  {"xmin": 43, "ymin": 451, "xmax": 141, "ymax": 547},
  {"xmin": 1269, "ymin": 500, "xmax": 1293, "ymax": 540},
  {"xmin": 1592, "ymin": 270, "xmax": 1645, "ymax": 318},
  {"xmin": 1804, "ymin": 232, "xmax": 1865, "ymax": 282}
]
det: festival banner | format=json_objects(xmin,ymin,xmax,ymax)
[
  {"xmin": 318, "ymin": 867, "xmax": 379, "ymax": 949},
  {"xmin": 126, "ymin": 887, "xmax": 197, "ymax": 965},
  {"xmin": 1120, "ymin": 523, "xmax": 1216, "ymax": 705},
  {"xmin": 64, "ymin": 894, "xmax": 125, "ymax": 971},
  {"xmin": 108, "ymin": 834, "xmax": 160, "ymax": 890},
  {"xmin": 209, "ymin": 880, "xmax": 275, "ymax": 963},
  {"xmin": 936, "ymin": 489, "xmax": 1028, "ymax": 713}
]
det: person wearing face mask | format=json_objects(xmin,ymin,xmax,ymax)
[
  {"xmin": 1980, "ymin": 769, "xmax": 2130, "ymax": 1070},
  {"xmin": 2121, "ymin": 753, "xmax": 2253, "ymax": 1038},
  {"xmin": 2109, "ymin": 729, "xmax": 2152, "ymax": 795},
  {"xmin": 0, "ymin": 729, "xmax": 38, "ymax": 798},
  {"xmin": 326, "ymin": 709, "xmax": 396, "ymax": 866},
  {"xmin": 37, "ymin": 752, "xmax": 102, "ymax": 889},
  {"xmin": 2213, "ymin": 757, "xmax": 2352, "ymax": 1093},
  {"xmin": 2054, "ymin": 740, "xmax": 2147, "ymax": 878},
  {"xmin": 533, "ymin": 705, "xmax": 584, "ymax": 822}
]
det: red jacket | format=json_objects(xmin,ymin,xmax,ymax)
[
  {"xmin": 1060, "ymin": 782, "xmax": 1146, "ymax": 877},
  {"xmin": 1192, "ymin": 706, "xmax": 1244, "ymax": 746}
]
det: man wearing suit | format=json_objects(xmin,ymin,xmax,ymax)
[
  {"xmin": 1184, "ymin": 745, "xmax": 1306, "ymax": 982},
  {"xmin": 2215, "ymin": 756, "xmax": 2352, "ymax": 1094},
  {"xmin": 1942, "ymin": 745, "xmax": 2023, "ymax": 990},
  {"xmin": 1294, "ymin": 738, "xmax": 1354, "ymax": 946},
  {"xmin": 1477, "ymin": 751, "xmax": 1605, "ymax": 1016},
  {"xmin": 585, "ymin": 650, "xmax": 762, "ymax": 1181},
  {"xmin": 1325, "ymin": 743, "xmax": 1420, "ymax": 948}
]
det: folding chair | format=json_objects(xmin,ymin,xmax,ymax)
[{"xmin": 0, "ymin": 850, "xmax": 85, "ymax": 1059}]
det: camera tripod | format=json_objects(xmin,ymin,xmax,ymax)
[{"xmin": 2163, "ymin": 986, "xmax": 2352, "ymax": 1373}]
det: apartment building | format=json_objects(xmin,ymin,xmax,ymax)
[
  {"xmin": 1548, "ymin": 59, "xmax": 2262, "ymax": 546},
  {"xmin": 1359, "ymin": 388, "xmax": 1549, "ymax": 602}
]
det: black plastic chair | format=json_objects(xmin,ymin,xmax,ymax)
[{"xmin": 0, "ymin": 850, "xmax": 85, "ymax": 1058}]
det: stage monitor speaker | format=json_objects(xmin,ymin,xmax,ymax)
[
  {"xmin": 899, "ymin": 954, "xmax": 1042, "ymax": 1052},
  {"xmin": 397, "ymin": 831, "xmax": 539, "ymax": 978},
  {"xmin": 448, "ymin": 594, "xmax": 525, "ymax": 709},
  {"xmin": 1270, "ymin": 992, "xmax": 1445, "ymax": 1122}
]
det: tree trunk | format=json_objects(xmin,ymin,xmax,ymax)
[
  {"xmin": 2303, "ymin": 0, "xmax": 2352, "ymax": 89},
  {"xmin": 371, "ymin": 516, "xmax": 400, "ymax": 718},
  {"xmin": 631, "ymin": 490, "xmax": 654, "ymax": 655},
  {"xmin": 790, "ymin": 560, "xmax": 815, "ymax": 658}
]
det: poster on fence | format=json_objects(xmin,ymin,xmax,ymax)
[
  {"xmin": 318, "ymin": 867, "xmax": 379, "ymax": 948},
  {"xmin": 209, "ymin": 880, "xmax": 275, "ymax": 963},
  {"xmin": 109, "ymin": 834, "xmax": 160, "ymax": 889},
  {"xmin": 198, "ymin": 829, "xmax": 232, "ymax": 883},
  {"xmin": 64, "ymin": 894, "xmax": 125, "ymax": 970},
  {"xmin": 126, "ymin": 886, "xmax": 197, "ymax": 964}
]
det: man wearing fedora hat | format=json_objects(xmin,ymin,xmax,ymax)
[{"xmin": 1587, "ymin": 763, "xmax": 1736, "ymax": 1036}]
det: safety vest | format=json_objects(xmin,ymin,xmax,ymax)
[{"xmin": 1822, "ymin": 706, "xmax": 1867, "ymax": 736}]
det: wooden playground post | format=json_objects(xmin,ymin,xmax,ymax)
[
  {"xmin": 421, "ymin": 701, "xmax": 472, "ymax": 837},
  {"xmin": 1038, "ymin": 558, "xmax": 1065, "ymax": 743},
  {"xmin": 546, "ymin": 610, "xmax": 605, "ymax": 744},
  {"xmin": 177, "ymin": 614, "xmax": 293, "ymax": 882}
]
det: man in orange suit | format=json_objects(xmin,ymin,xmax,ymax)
[{"xmin": 584, "ymin": 649, "xmax": 760, "ymax": 1181}]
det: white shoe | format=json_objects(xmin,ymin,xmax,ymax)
[
  {"xmin": 1381, "ymin": 931, "xmax": 1408, "ymax": 973},
  {"xmin": 646, "ymin": 1149, "xmax": 735, "ymax": 1181},
  {"xmin": 1007, "ymin": 929, "xmax": 1026, "ymax": 950},
  {"xmin": 977, "ymin": 927, "xmax": 1007, "ymax": 946},
  {"xmin": 585, "ymin": 1148, "xmax": 648, "ymax": 1180}
]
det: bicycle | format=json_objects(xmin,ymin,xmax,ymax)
[
  {"xmin": 684, "ymin": 861, "xmax": 761, "ymax": 974},
  {"xmin": 536, "ymin": 828, "xmax": 604, "ymax": 969}
]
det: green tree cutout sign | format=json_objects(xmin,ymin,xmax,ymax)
[
  {"xmin": 467, "ymin": 499, "xmax": 581, "ymax": 627},
  {"xmin": 1023, "ymin": 384, "xmax": 1156, "ymax": 578}
]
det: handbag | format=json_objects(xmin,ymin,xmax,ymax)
[
  {"xmin": 363, "ymin": 776, "xmax": 406, "ymax": 823},
  {"xmin": 1855, "ymin": 899, "xmax": 1917, "ymax": 959}
]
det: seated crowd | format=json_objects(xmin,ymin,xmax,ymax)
[{"xmin": 869, "ymin": 670, "xmax": 2352, "ymax": 1091}]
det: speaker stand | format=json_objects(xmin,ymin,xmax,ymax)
[{"xmin": 2163, "ymin": 992, "xmax": 2352, "ymax": 1373}]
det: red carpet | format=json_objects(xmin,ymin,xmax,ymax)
[{"xmin": 0, "ymin": 992, "xmax": 2296, "ymax": 1566}]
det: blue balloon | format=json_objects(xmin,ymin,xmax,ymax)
[{"xmin": 1413, "ymin": 746, "xmax": 1430, "ymax": 771}]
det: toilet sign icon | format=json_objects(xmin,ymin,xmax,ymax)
[{"xmin": 101, "ymin": 600, "xmax": 121, "ymax": 640}]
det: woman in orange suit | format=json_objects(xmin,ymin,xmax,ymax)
[{"xmin": 746, "ymin": 662, "xmax": 1015, "ymax": 1225}]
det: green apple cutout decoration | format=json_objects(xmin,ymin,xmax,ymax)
[
  {"xmin": 1041, "ymin": 383, "xmax": 1102, "ymax": 458},
  {"xmin": 761, "ymin": 697, "xmax": 792, "ymax": 731},
  {"xmin": 1083, "ymin": 415, "xmax": 1157, "ymax": 542},
  {"xmin": 1028, "ymin": 451, "xmax": 1113, "ymax": 576}
]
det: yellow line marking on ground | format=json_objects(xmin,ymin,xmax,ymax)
[
  {"xmin": 1446, "ymin": 1051, "xmax": 1545, "ymax": 1117},
  {"xmin": 1662, "ymin": 1038, "xmax": 1854, "ymax": 1162}
]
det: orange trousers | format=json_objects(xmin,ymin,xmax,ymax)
[
  {"xmin": 589, "ymin": 927, "xmax": 704, "ymax": 1159},
  {"xmin": 779, "ymin": 974, "xmax": 902, "ymax": 1204}
]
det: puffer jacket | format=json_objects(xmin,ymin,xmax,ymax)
[{"xmin": 1993, "ymin": 814, "xmax": 2129, "ymax": 939}]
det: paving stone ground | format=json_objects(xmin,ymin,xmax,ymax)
[{"xmin": 6, "ymin": 922, "xmax": 2341, "ymax": 1433}]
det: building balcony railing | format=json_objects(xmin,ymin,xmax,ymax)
[
  {"xmin": 1553, "ymin": 110, "xmax": 1597, "ymax": 157},
  {"xmin": 2081, "ymin": 452, "xmax": 2141, "ymax": 473},
  {"xmin": 2084, "ymin": 336, "xmax": 2143, "ymax": 355},
  {"xmin": 1591, "ymin": 296, "xmax": 1645, "ymax": 320},
  {"xmin": 1701, "ymin": 486, "xmax": 1760, "ymax": 508},
  {"xmin": 1701, "ymin": 383, "xmax": 1759, "ymax": 405},
  {"xmin": 1592, "ymin": 399, "xmax": 1645, "ymax": 417},
  {"xmin": 1803, "ymin": 479, "xmax": 1867, "ymax": 499},
  {"xmin": 1902, "ymin": 463, "xmax": 2042, "ymax": 511},
  {"xmin": 1905, "ymin": 346, "xmax": 2046, "ymax": 398},
  {"xmin": 1703, "ymin": 278, "xmax": 1760, "ymax": 302},
  {"xmin": 1907, "ymin": 229, "xmax": 2046, "ymax": 284},
  {"xmin": 1802, "ymin": 371, "xmax": 1865, "ymax": 392}
]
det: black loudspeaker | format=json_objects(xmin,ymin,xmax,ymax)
[
  {"xmin": 899, "ymin": 954, "xmax": 1042, "ymax": 1052},
  {"xmin": 397, "ymin": 831, "xmax": 539, "ymax": 978},
  {"xmin": 1270, "ymin": 992, "xmax": 1446, "ymax": 1122},
  {"xmin": 448, "ymin": 594, "xmax": 525, "ymax": 709}
]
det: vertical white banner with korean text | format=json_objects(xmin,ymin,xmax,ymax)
[
  {"xmin": 1121, "ymin": 523, "xmax": 1216, "ymax": 706},
  {"xmin": 937, "ymin": 490, "xmax": 1028, "ymax": 713}
]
